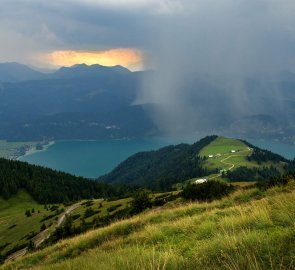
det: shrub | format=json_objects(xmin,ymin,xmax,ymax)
[
  {"xmin": 84, "ymin": 207, "xmax": 95, "ymax": 218},
  {"xmin": 182, "ymin": 181, "xmax": 235, "ymax": 201},
  {"xmin": 25, "ymin": 210, "xmax": 31, "ymax": 217},
  {"xmin": 256, "ymin": 173, "xmax": 293, "ymax": 190},
  {"xmin": 131, "ymin": 189, "xmax": 152, "ymax": 214},
  {"xmin": 107, "ymin": 204, "xmax": 122, "ymax": 213},
  {"xmin": 40, "ymin": 223, "xmax": 47, "ymax": 231},
  {"xmin": 27, "ymin": 240, "xmax": 35, "ymax": 251}
]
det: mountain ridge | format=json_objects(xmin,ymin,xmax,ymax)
[{"xmin": 0, "ymin": 62, "xmax": 133, "ymax": 83}]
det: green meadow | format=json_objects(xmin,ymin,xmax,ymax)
[
  {"xmin": 71, "ymin": 197, "xmax": 133, "ymax": 226},
  {"xmin": 199, "ymin": 137, "xmax": 286, "ymax": 175},
  {"xmin": 0, "ymin": 191, "xmax": 53, "ymax": 255},
  {"xmin": 199, "ymin": 137, "xmax": 248, "ymax": 156},
  {"xmin": 3, "ymin": 180, "xmax": 295, "ymax": 270}
]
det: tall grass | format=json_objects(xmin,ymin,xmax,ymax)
[{"xmin": 3, "ymin": 183, "xmax": 295, "ymax": 270}]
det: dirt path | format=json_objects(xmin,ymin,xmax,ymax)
[
  {"xmin": 209, "ymin": 147, "xmax": 252, "ymax": 180},
  {"xmin": 5, "ymin": 248, "xmax": 27, "ymax": 262},
  {"xmin": 34, "ymin": 228, "xmax": 49, "ymax": 248},
  {"xmin": 57, "ymin": 203, "xmax": 80, "ymax": 227}
]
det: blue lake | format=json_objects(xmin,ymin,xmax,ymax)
[
  {"xmin": 19, "ymin": 139, "xmax": 175, "ymax": 178},
  {"xmin": 247, "ymin": 139, "xmax": 295, "ymax": 160},
  {"xmin": 19, "ymin": 137, "xmax": 295, "ymax": 178}
]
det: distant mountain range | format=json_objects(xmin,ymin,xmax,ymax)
[
  {"xmin": 0, "ymin": 62, "xmax": 294, "ymax": 142},
  {"xmin": 0, "ymin": 63, "xmax": 156, "ymax": 141},
  {"xmin": 0, "ymin": 63, "xmax": 46, "ymax": 82},
  {"xmin": 0, "ymin": 62, "xmax": 131, "ymax": 83}
]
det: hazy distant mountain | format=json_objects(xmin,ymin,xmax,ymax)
[
  {"xmin": 51, "ymin": 64, "xmax": 130, "ymax": 79},
  {"xmin": 0, "ymin": 62, "xmax": 46, "ymax": 82},
  {"xmin": 0, "ymin": 62, "xmax": 131, "ymax": 82},
  {"xmin": 0, "ymin": 62, "xmax": 294, "ymax": 142},
  {"xmin": 0, "ymin": 63, "xmax": 156, "ymax": 141}
]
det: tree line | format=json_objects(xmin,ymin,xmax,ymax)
[
  {"xmin": 242, "ymin": 140, "xmax": 288, "ymax": 164},
  {"xmin": 225, "ymin": 166, "xmax": 281, "ymax": 182},
  {"xmin": 0, "ymin": 158, "xmax": 133, "ymax": 203}
]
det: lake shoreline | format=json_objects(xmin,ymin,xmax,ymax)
[
  {"xmin": 18, "ymin": 139, "xmax": 170, "ymax": 178},
  {"xmin": 17, "ymin": 137, "xmax": 295, "ymax": 178},
  {"xmin": 17, "ymin": 141, "xmax": 55, "ymax": 160}
]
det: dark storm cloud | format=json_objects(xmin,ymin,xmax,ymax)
[
  {"xmin": 0, "ymin": 0, "xmax": 155, "ymax": 65},
  {"xmin": 1, "ymin": 0, "xmax": 295, "ymax": 135},
  {"xmin": 136, "ymin": 0, "xmax": 295, "ymax": 135}
]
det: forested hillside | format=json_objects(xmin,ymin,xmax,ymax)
[
  {"xmin": 98, "ymin": 136, "xmax": 218, "ymax": 190},
  {"xmin": 0, "ymin": 158, "xmax": 131, "ymax": 204},
  {"xmin": 243, "ymin": 140, "xmax": 289, "ymax": 163}
]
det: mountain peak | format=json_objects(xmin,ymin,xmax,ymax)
[
  {"xmin": 53, "ymin": 63, "xmax": 131, "ymax": 79},
  {"xmin": 0, "ymin": 62, "xmax": 46, "ymax": 82}
]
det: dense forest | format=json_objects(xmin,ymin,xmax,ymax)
[
  {"xmin": 242, "ymin": 141, "xmax": 288, "ymax": 163},
  {"xmin": 285, "ymin": 159, "xmax": 295, "ymax": 172},
  {"xmin": 0, "ymin": 158, "xmax": 132, "ymax": 203},
  {"xmin": 226, "ymin": 166, "xmax": 281, "ymax": 182},
  {"xmin": 98, "ymin": 136, "xmax": 217, "ymax": 191}
]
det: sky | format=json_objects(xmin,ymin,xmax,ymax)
[
  {"xmin": 1, "ymin": 0, "xmax": 295, "ymax": 72},
  {"xmin": 1, "ymin": 0, "xmax": 295, "ymax": 134},
  {"xmin": 0, "ymin": 0, "xmax": 183, "ymax": 70}
]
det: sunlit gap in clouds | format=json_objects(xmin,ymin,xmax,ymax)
[{"xmin": 43, "ymin": 48, "xmax": 145, "ymax": 71}]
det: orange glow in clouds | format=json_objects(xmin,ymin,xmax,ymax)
[{"xmin": 47, "ymin": 49, "xmax": 144, "ymax": 71}]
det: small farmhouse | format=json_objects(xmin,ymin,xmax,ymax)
[{"xmin": 195, "ymin": 178, "xmax": 208, "ymax": 184}]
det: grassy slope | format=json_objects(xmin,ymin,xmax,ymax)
[
  {"xmin": 0, "ymin": 191, "xmax": 52, "ymax": 254},
  {"xmin": 199, "ymin": 137, "xmax": 285, "ymax": 178},
  {"xmin": 199, "ymin": 137, "xmax": 254, "ymax": 171},
  {"xmin": 0, "ymin": 192, "xmax": 143, "ymax": 256},
  {"xmin": 71, "ymin": 198, "xmax": 132, "ymax": 226},
  {"xmin": 199, "ymin": 137, "xmax": 248, "ymax": 156},
  {"xmin": 3, "ymin": 182, "xmax": 295, "ymax": 270}
]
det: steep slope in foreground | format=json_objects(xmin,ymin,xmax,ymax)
[{"xmin": 4, "ymin": 180, "xmax": 295, "ymax": 270}]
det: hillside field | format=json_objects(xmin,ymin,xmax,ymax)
[
  {"xmin": 2, "ymin": 179, "xmax": 295, "ymax": 270},
  {"xmin": 0, "ymin": 191, "xmax": 69, "ymax": 257},
  {"xmin": 0, "ymin": 190, "xmax": 180, "ymax": 262},
  {"xmin": 198, "ymin": 137, "xmax": 286, "ymax": 180},
  {"xmin": 199, "ymin": 137, "xmax": 254, "ymax": 171}
]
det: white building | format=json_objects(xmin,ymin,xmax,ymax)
[{"xmin": 195, "ymin": 179, "xmax": 208, "ymax": 184}]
